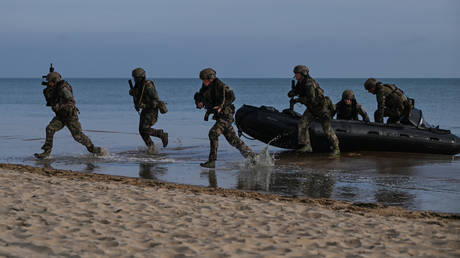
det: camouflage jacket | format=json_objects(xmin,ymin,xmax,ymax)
[
  {"xmin": 131, "ymin": 80, "xmax": 160, "ymax": 110},
  {"xmin": 334, "ymin": 100, "xmax": 370, "ymax": 122},
  {"xmin": 195, "ymin": 78, "xmax": 236, "ymax": 120},
  {"xmin": 288, "ymin": 77, "xmax": 329, "ymax": 115},
  {"xmin": 375, "ymin": 83, "xmax": 408, "ymax": 122},
  {"xmin": 43, "ymin": 80, "xmax": 78, "ymax": 117}
]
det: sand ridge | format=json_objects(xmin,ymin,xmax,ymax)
[{"xmin": 0, "ymin": 163, "xmax": 459, "ymax": 257}]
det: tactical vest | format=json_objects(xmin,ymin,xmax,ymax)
[
  {"xmin": 56, "ymin": 80, "xmax": 76, "ymax": 106},
  {"xmin": 380, "ymin": 83, "xmax": 415, "ymax": 112},
  {"xmin": 382, "ymin": 84, "xmax": 406, "ymax": 101}
]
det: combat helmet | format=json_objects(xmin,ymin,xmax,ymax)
[
  {"xmin": 342, "ymin": 89, "xmax": 355, "ymax": 100},
  {"xmin": 132, "ymin": 67, "xmax": 146, "ymax": 78},
  {"xmin": 293, "ymin": 65, "xmax": 309, "ymax": 76},
  {"xmin": 46, "ymin": 72, "xmax": 62, "ymax": 83},
  {"xmin": 199, "ymin": 68, "xmax": 216, "ymax": 80},
  {"xmin": 364, "ymin": 78, "xmax": 379, "ymax": 90}
]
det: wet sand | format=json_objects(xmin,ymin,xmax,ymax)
[{"xmin": 0, "ymin": 164, "xmax": 459, "ymax": 257}]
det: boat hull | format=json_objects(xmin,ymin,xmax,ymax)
[{"xmin": 235, "ymin": 105, "xmax": 460, "ymax": 155}]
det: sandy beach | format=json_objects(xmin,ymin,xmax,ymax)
[{"xmin": 0, "ymin": 164, "xmax": 458, "ymax": 257}]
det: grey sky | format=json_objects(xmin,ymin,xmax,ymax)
[{"xmin": 0, "ymin": 0, "xmax": 458, "ymax": 78}]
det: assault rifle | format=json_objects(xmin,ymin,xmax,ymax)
[
  {"xmin": 128, "ymin": 79, "xmax": 140, "ymax": 113},
  {"xmin": 289, "ymin": 80, "xmax": 297, "ymax": 110},
  {"xmin": 194, "ymin": 91, "xmax": 213, "ymax": 121},
  {"xmin": 41, "ymin": 63, "xmax": 54, "ymax": 86},
  {"xmin": 41, "ymin": 63, "xmax": 57, "ymax": 106}
]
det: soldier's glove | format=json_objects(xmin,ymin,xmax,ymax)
[
  {"xmin": 158, "ymin": 101, "xmax": 168, "ymax": 114},
  {"xmin": 287, "ymin": 90, "xmax": 295, "ymax": 98}
]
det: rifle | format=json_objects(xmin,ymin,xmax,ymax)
[
  {"xmin": 289, "ymin": 80, "xmax": 296, "ymax": 110},
  {"xmin": 128, "ymin": 79, "xmax": 140, "ymax": 113},
  {"xmin": 41, "ymin": 63, "xmax": 54, "ymax": 86},
  {"xmin": 194, "ymin": 91, "xmax": 213, "ymax": 121},
  {"xmin": 41, "ymin": 63, "xmax": 57, "ymax": 106}
]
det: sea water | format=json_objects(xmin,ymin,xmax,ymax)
[{"xmin": 1, "ymin": 78, "xmax": 459, "ymax": 213}]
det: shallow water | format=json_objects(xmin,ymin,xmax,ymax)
[{"xmin": 1, "ymin": 78, "xmax": 459, "ymax": 213}]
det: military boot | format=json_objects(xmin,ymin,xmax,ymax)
[
  {"xmin": 160, "ymin": 132, "xmax": 168, "ymax": 148},
  {"xmin": 87, "ymin": 145, "xmax": 103, "ymax": 155},
  {"xmin": 34, "ymin": 149, "xmax": 51, "ymax": 159},
  {"xmin": 297, "ymin": 144, "xmax": 313, "ymax": 153},
  {"xmin": 200, "ymin": 160, "xmax": 216, "ymax": 168}
]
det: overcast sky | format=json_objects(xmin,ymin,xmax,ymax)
[{"xmin": 0, "ymin": 0, "xmax": 458, "ymax": 78}]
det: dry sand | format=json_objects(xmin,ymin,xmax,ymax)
[{"xmin": 0, "ymin": 164, "xmax": 459, "ymax": 257}]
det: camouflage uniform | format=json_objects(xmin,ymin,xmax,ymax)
[
  {"xmin": 129, "ymin": 74, "xmax": 168, "ymax": 148},
  {"xmin": 195, "ymin": 77, "xmax": 254, "ymax": 164},
  {"xmin": 36, "ymin": 75, "xmax": 101, "ymax": 158},
  {"xmin": 333, "ymin": 90, "xmax": 370, "ymax": 122},
  {"xmin": 288, "ymin": 70, "xmax": 339, "ymax": 153},
  {"xmin": 365, "ymin": 79, "xmax": 413, "ymax": 124}
]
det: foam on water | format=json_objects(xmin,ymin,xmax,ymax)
[{"xmin": 102, "ymin": 150, "xmax": 175, "ymax": 164}]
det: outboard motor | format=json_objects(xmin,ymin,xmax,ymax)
[{"xmin": 405, "ymin": 108, "xmax": 432, "ymax": 128}]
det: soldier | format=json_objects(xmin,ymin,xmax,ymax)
[
  {"xmin": 333, "ymin": 89, "xmax": 370, "ymax": 122},
  {"xmin": 194, "ymin": 68, "xmax": 255, "ymax": 168},
  {"xmin": 129, "ymin": 68, "xmax": 168, "ymax": 150},
  {"xmin": 288, "ymin": 65, "xmax": 340, "ymax": 155},
  {"xmin": 34, "ymin": 66, "xmax": 103, "ymax": 159},
  {"xmin": 364, "ymin": 78, "xmax": 414, "ymax": 124}
]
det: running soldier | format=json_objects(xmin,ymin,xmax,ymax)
[
  {"xmin": 34, "ymin": 65, "xmax": 103, "ymax": 159},
  {"xmin": 194, "ymin": 68, "xmax": 255, "ymax": 168},
  {"xmin": 129, "ymin": 68, "xmax": 168, "ymax": 149}
]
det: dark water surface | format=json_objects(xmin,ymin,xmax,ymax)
[{"xmin": 1, "ymin": 78, "xmax": 459, "ymax": 213}]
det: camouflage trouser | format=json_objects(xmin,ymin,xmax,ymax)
[
  {"xmin": 208, "ymin": 117, "xmax": 253, "ymax": 161},
  {"xmin": 374, "ymin": 109, "xmax": 403, "ymax": 124},
  {"xmin": 41, "ymin": 115, "xmax": 94, "ymax": 151},
  {"xmin": 298, "ymin": 109, "xmax": 339, "ymax": 151},
  {"xmin": 139, "ymin": 108, "xmax": 164, "ymax": 147},
  {"xmin": 374, "ymin": 106, "xmax": 413, "ymax": 124}
]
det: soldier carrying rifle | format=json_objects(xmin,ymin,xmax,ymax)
[
  {"xmin": 34, "ymin": 64, "xmax": 104, "ymax": 159},
  {"xmin": 129, "ymin": 68, "xmax": 168, "ymax": 150}
]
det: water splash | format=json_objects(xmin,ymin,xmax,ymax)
[
  {"xmin": 98, "ymin": 147, "xmax": 109, "ymax": 157},
  {"xmin": 146, "ymin": 145, "xmax": 158, "ymax": 155},
  {"xmin": 241, "ymin": 135, "xmax": 281, "ymax": 169}
]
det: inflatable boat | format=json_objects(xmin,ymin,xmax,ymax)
[{"xmin": 235, "ymin": 105, "xmax": 460, "ymax": 155}]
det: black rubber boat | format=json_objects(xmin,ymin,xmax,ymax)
[{"xmin": 235, "ymin": 105, "xmax": 460, "ymax": 155}]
